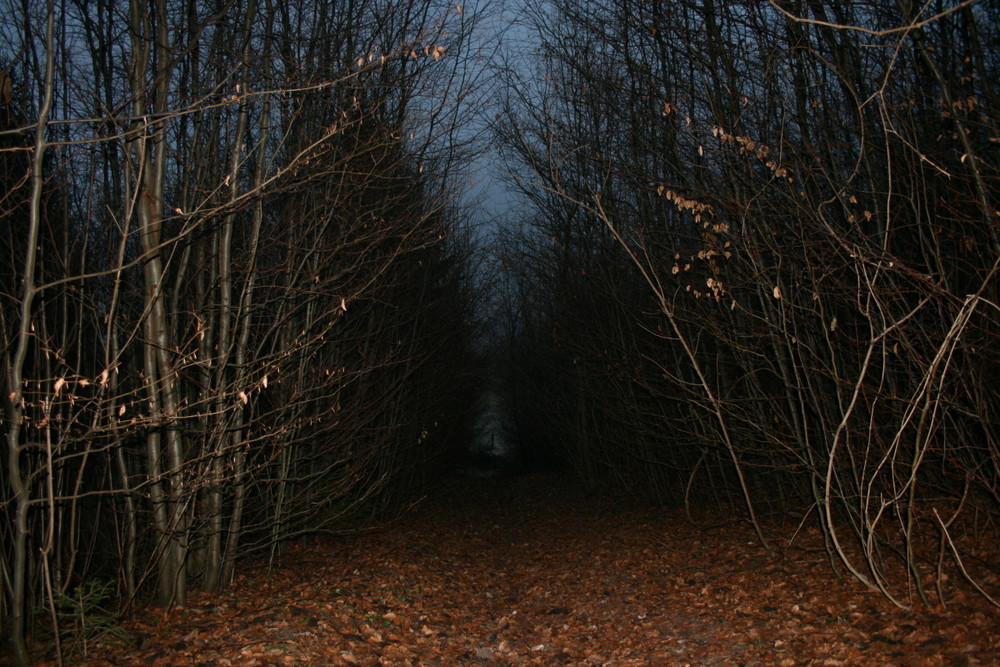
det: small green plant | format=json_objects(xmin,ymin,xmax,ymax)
[
  {"xmin": 383, "ymin": 585, "xmax": 419, "ymax": 603},
  {"xmin": 364, "ymin": 612, "xmax": 393, "ymax": 628},
  {"xmin": 40, "ymin": 579, "xmax": 131, "ymax": 660}
]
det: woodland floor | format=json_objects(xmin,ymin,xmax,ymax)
[{"xmin": 68, "ymin": 473, "xmax": 1000, "ymax": 666}]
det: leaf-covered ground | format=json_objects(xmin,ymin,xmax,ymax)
[{"xmin": 78, "ymin": 473, "xmax": 999, "ymax": 666}]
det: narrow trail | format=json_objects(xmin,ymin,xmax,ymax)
[{"xmin": 86, "ymin": 474, "xmax": 999, "ymax": 666}]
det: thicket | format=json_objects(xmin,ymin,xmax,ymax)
[
  {"xmin": 0, "ymin": 0, "xmax": 485, "ymax": 662},
  {"xmin": 494, "ymin": 0, "xmax": 999, "ymax": 609}
]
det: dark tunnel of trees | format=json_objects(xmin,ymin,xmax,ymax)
[{"xmin": 1, "ymin": 0, "xmax": 998, "ymax": 662}]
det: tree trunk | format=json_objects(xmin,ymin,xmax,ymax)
[{"xmin": 3, "ymin": 4, "xmax": 57, "ymax": 662}]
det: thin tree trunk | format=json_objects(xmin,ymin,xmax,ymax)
[
  {"xmin": 130, "ymin": 0, "xmax": 187, "ymax": 607},
  {"xmin": 3, "ymin": 4, "xmax": 57, "ymax": 662}
]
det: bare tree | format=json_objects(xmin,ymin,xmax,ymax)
[
  {"xmin": 495, "ymin": 0, "xmax": 999, "ymax": 606},
  {"xmin": 0, "ymin": 0, "xmax": 487, "ymax": 660}
]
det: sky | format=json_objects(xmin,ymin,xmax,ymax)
[{"xmin": 454, "ymin": 0, "xmax": 538, "ymax": 238}]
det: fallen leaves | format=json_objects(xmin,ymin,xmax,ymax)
[{"xmin": 79, "ymin": 473, "xmax": 999, "ymax": 666}]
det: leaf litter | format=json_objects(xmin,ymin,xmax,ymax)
[{"xmin": 81, "ymin": 473, "xmax": 999, "ymax": 666}]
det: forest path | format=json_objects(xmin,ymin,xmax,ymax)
[{"xmin": 85, "ymin": 473, "xmax": 998, "ymax": 666}]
